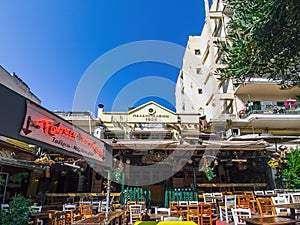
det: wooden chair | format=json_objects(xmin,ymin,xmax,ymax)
[
  {"xmin": 169, "ymin": 201, "xmax": 179, "ymax": 216},
  {"xmin": 178, "ymin": 201, "xmax": 189, "ymax": 218},
  {"xmin": 186, "ymin": 204, "xmax": 200, "ymax": 225},
  {"xmin": 127, "ymin": 201, "xmax": 137, "ymax": 211},
  {"xmin": 256, "ymin": 197, "xmax": 277, "ymax": 217},
  {"xmin": 237, "ymin": 195, "xmax": 250, "ymax": 209},
  {"xmin": 231, "ymin": 208, "xmax": 251, "ymax": 225},
  {"xmin": 200, "ymin": 203, "xmax": 213, "ymax": 225},
  {"xmin": 79, "ymin": 203, "xmax": 93, "ymax": 218},
  {"xmin": 243, "ymin": 191, "xmax": 257, "ymax": 212},
  {"xmin": 50, "ymin": 211, "xmax": 67, "ymax": 225}
]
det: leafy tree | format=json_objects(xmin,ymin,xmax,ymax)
[
  {"xmin": 216, "ymin": 0, "xmax": 300, "ymax": 88},
  {"xmin": 279, "ymin": 147, "xmax": 300, "ymax": 189}
]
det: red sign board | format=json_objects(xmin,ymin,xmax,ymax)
[{"xmin": 20, "ymin": 101, "xmax": 105, "ymax": 162}]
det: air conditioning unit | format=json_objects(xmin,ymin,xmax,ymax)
[{"xmin": 226, "ymin": 127, "xmax": 240, "ymax": 139}]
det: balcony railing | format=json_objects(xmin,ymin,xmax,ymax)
[{"xmin": 239, "ymin": 105, "xmax": 300, "ymax": 118}]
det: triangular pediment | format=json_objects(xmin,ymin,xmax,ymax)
[{"xmin": 128, "ymin": 101, "xmax": 178, "ymax": 123}]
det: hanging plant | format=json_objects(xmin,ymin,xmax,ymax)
[{"xmin": 199, "ymin": 166, "xmax": 216, "ymax": 181}]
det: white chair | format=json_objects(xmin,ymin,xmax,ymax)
[
  {"xmin": 278, "ymin": 193, "xmax": 291, "ymax": 203},
  {"xmin": 231, "ymin": 208, "xmax": 251, "ymax": 225},
  {"xmin": 203, "ymin": 193, "xmax": 214, "ymax": 204},
  {"xmin": 155, "ymin": 207, "xmax": 170, "ymax": 220},
  {"xmin": 98, "ymin": 200, "xmax": 107, "ymax": 212},
  {"xmin": 291, "ymin": 193, "xmax": 300, "ymax": 218},
  {"xmin": 1, "ymin": 204, "xmax": 9, "ymax": 212},
  {"xmin": 264, "ymin": 190, "xmax": 275, "ymax": 195},
  {"xmin": 30, "ymin": 205, "xmax": 42, "ymax": 213},
  {"xmin": 91, "ymin": 201, "xmax": 100, "ymax": 212},
  {"xmin": 129, "ymin": 204, "xmax": 142, "ymax": 225},
  {"xmin": 162, "ymin": 216, "xmax": 182, "ymax": 221},
  {"xmin": 63, "ymin": 203, "xmax": 76, "ymax": 211},
  {"xmin": 188, "ymin": 201, "xmax": 199, "ymax": 205},
  {"xmin": 254, "ymin": 190, "xmax": 264, "ymax": 195},
  {"xmin": 30, "ymin": 205, "xmax": 43, "ymax": 225},
  {"xmin": 219, "ymin": 195, "xmax": 237, "ymax": 223},
  {"xmin": 271, "ymin": 196, "xmax": 290, "ymax": 216},
  {"xmin": 155, "ymin": 207, "xmax": 170, "ymax": 216}
]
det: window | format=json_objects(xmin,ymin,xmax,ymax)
[
  {"xmin": 196, "ymin": 68, "xmax": 202, "ymax": 74},
  {"xmin": 198, "ymin": 88, "xmax": 203, "ymax": 94},
  {"xmin": 194, "ymin": 49, "xmax": 201, "ymax": 55}
]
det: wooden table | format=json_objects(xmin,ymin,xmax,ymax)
[
  {"xmin": 30, "ymin": 211, "xmax": 55, "ymax": 225},
  {"xmin": 242, "ymin": 216, "xmax": 296, "ymax": 225},
  {"xmin": 274, "ymin": 203, "xmax": 300, "ymax": 219},
  {"xmin": 255, "ymin": 194, "xmax": 277, "ymax": 198},
  {"xmin": 74, "ymin": 210, "xmax": 124, "ymax": 225}
]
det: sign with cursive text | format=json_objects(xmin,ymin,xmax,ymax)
[{"xmin": 20, "ymin": 101, "xmax": 105, "ymax": 162}]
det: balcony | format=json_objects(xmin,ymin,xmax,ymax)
[{"xmin": 239, "ymin": 105, "xmax": 300, "ymax": 119}]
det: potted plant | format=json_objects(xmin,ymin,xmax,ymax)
[{"xmin": 0, "ymin": 194, "xmax": 32, "ymax": 225}]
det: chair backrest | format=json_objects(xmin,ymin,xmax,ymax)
[
  {"xmin": 169, "ymin": 201, "xmax": 178, "ymax": 216},
  {"xmin": 256, "ymin": 197, "xmax": 277, "ymax": 217},
  {"xmin": 203, "ymin": 193, "xmax": 214, "ymax": 204},
  {"xmin": 291, "ymin": 193, "xmax": 300, "ymax": 203},
  {"xmin": 188, "ymin": 201, "xmax": 199, "ymax": 205},
  {"xmin": 271, "ymin": 196, "xmax": 290, "ymax": 215},
  {"xmin": 187, "ymin": 204, "xmax": 199, "ymax": 216},
  {"xmin": 1, "ymin": 204, "xmax": 9, "ymax": 211},
  {"xmin": 237, "ymin": 195, "xmax": 250, "ymax": 208},
  {"xmin": 264, "ymin": 190, "xmax": 275, "ymax": 195},
  {"xmin": 231, "ymin": 208, "xmax": 251, "ymax": 225},
  {"xmin": 254, "ymin": 190, "xmax": 264, "ymax": 195},
  {"xmin": 127, "ymin": 201, "xmax": 137, "ymax": 211},
  {"xmin": 277, "ymin": 193, "xmax": 291, "ymax": 203},
  {"xmin": 225, "ymin": 195, "xmax": 237, "ymax": 208},
  {"xmin": 130, "ymin": 204, "xmax": 142, "ymax": 215},
  {"xmin": 163, "ymin": 216, "xmax": 182, "ymax": 221},
  {"xmin": 129, "ymin": 204, "xmax": 143, "ymax": 224},
  {"xmin": 200, "ymin": 204, "xmax": 212, "ymax": 225},
  {"xmin": 178, "ymin": 201, "xmax": 188, "ymax": 206},
  {"xmin": 63, "ymin": 204, "xmax": 76, "ymax": 211},
  {"xmin": 30, "ymin": 205, "xmax": 42, "ymax": 213},
  {"xmin": 50, "ymin": 211, "xmax": 67, "ymax": 225},
  {"xmin": 155, "ymin": 207, "xmax": 170, "ymax": 216},
  {"xmin": 79, "ymin": 203, "xmax": 93, "ymax": 217},
  {"xmin": 243, "ymin": 191, "xmax": 255, "ymax": 200}
]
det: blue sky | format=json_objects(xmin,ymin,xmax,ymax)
[{"xmin": 0, "ymin": 1, "xmax": 207, "ymax": 114}]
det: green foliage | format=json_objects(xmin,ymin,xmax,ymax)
[
  {"xmin": 279, "ymin": 147, "xmax": 300, "ymax": 189},
  {"xmin": 0, "ymin": 175, "xmax": 5, "ymax": 186},
  {"xmin": 0, "ymin": 194, "xmax": 32, "ymax": 225},
  {"xmin": 216, "ymin": 0, "xmax": 300, "ymax": 88},
  {"xmin": 199, "ymin": 166, "xmax": 216, "ymax": 181}
]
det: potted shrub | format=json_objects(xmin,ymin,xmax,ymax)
[{"xmin": 0, "ymin": 194, "xmax": 32, "ymax": 225}]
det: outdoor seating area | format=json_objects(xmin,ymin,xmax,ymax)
[{"xmin": 1, "ymin": 188, "xmax": 300, "ymax": 224}]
